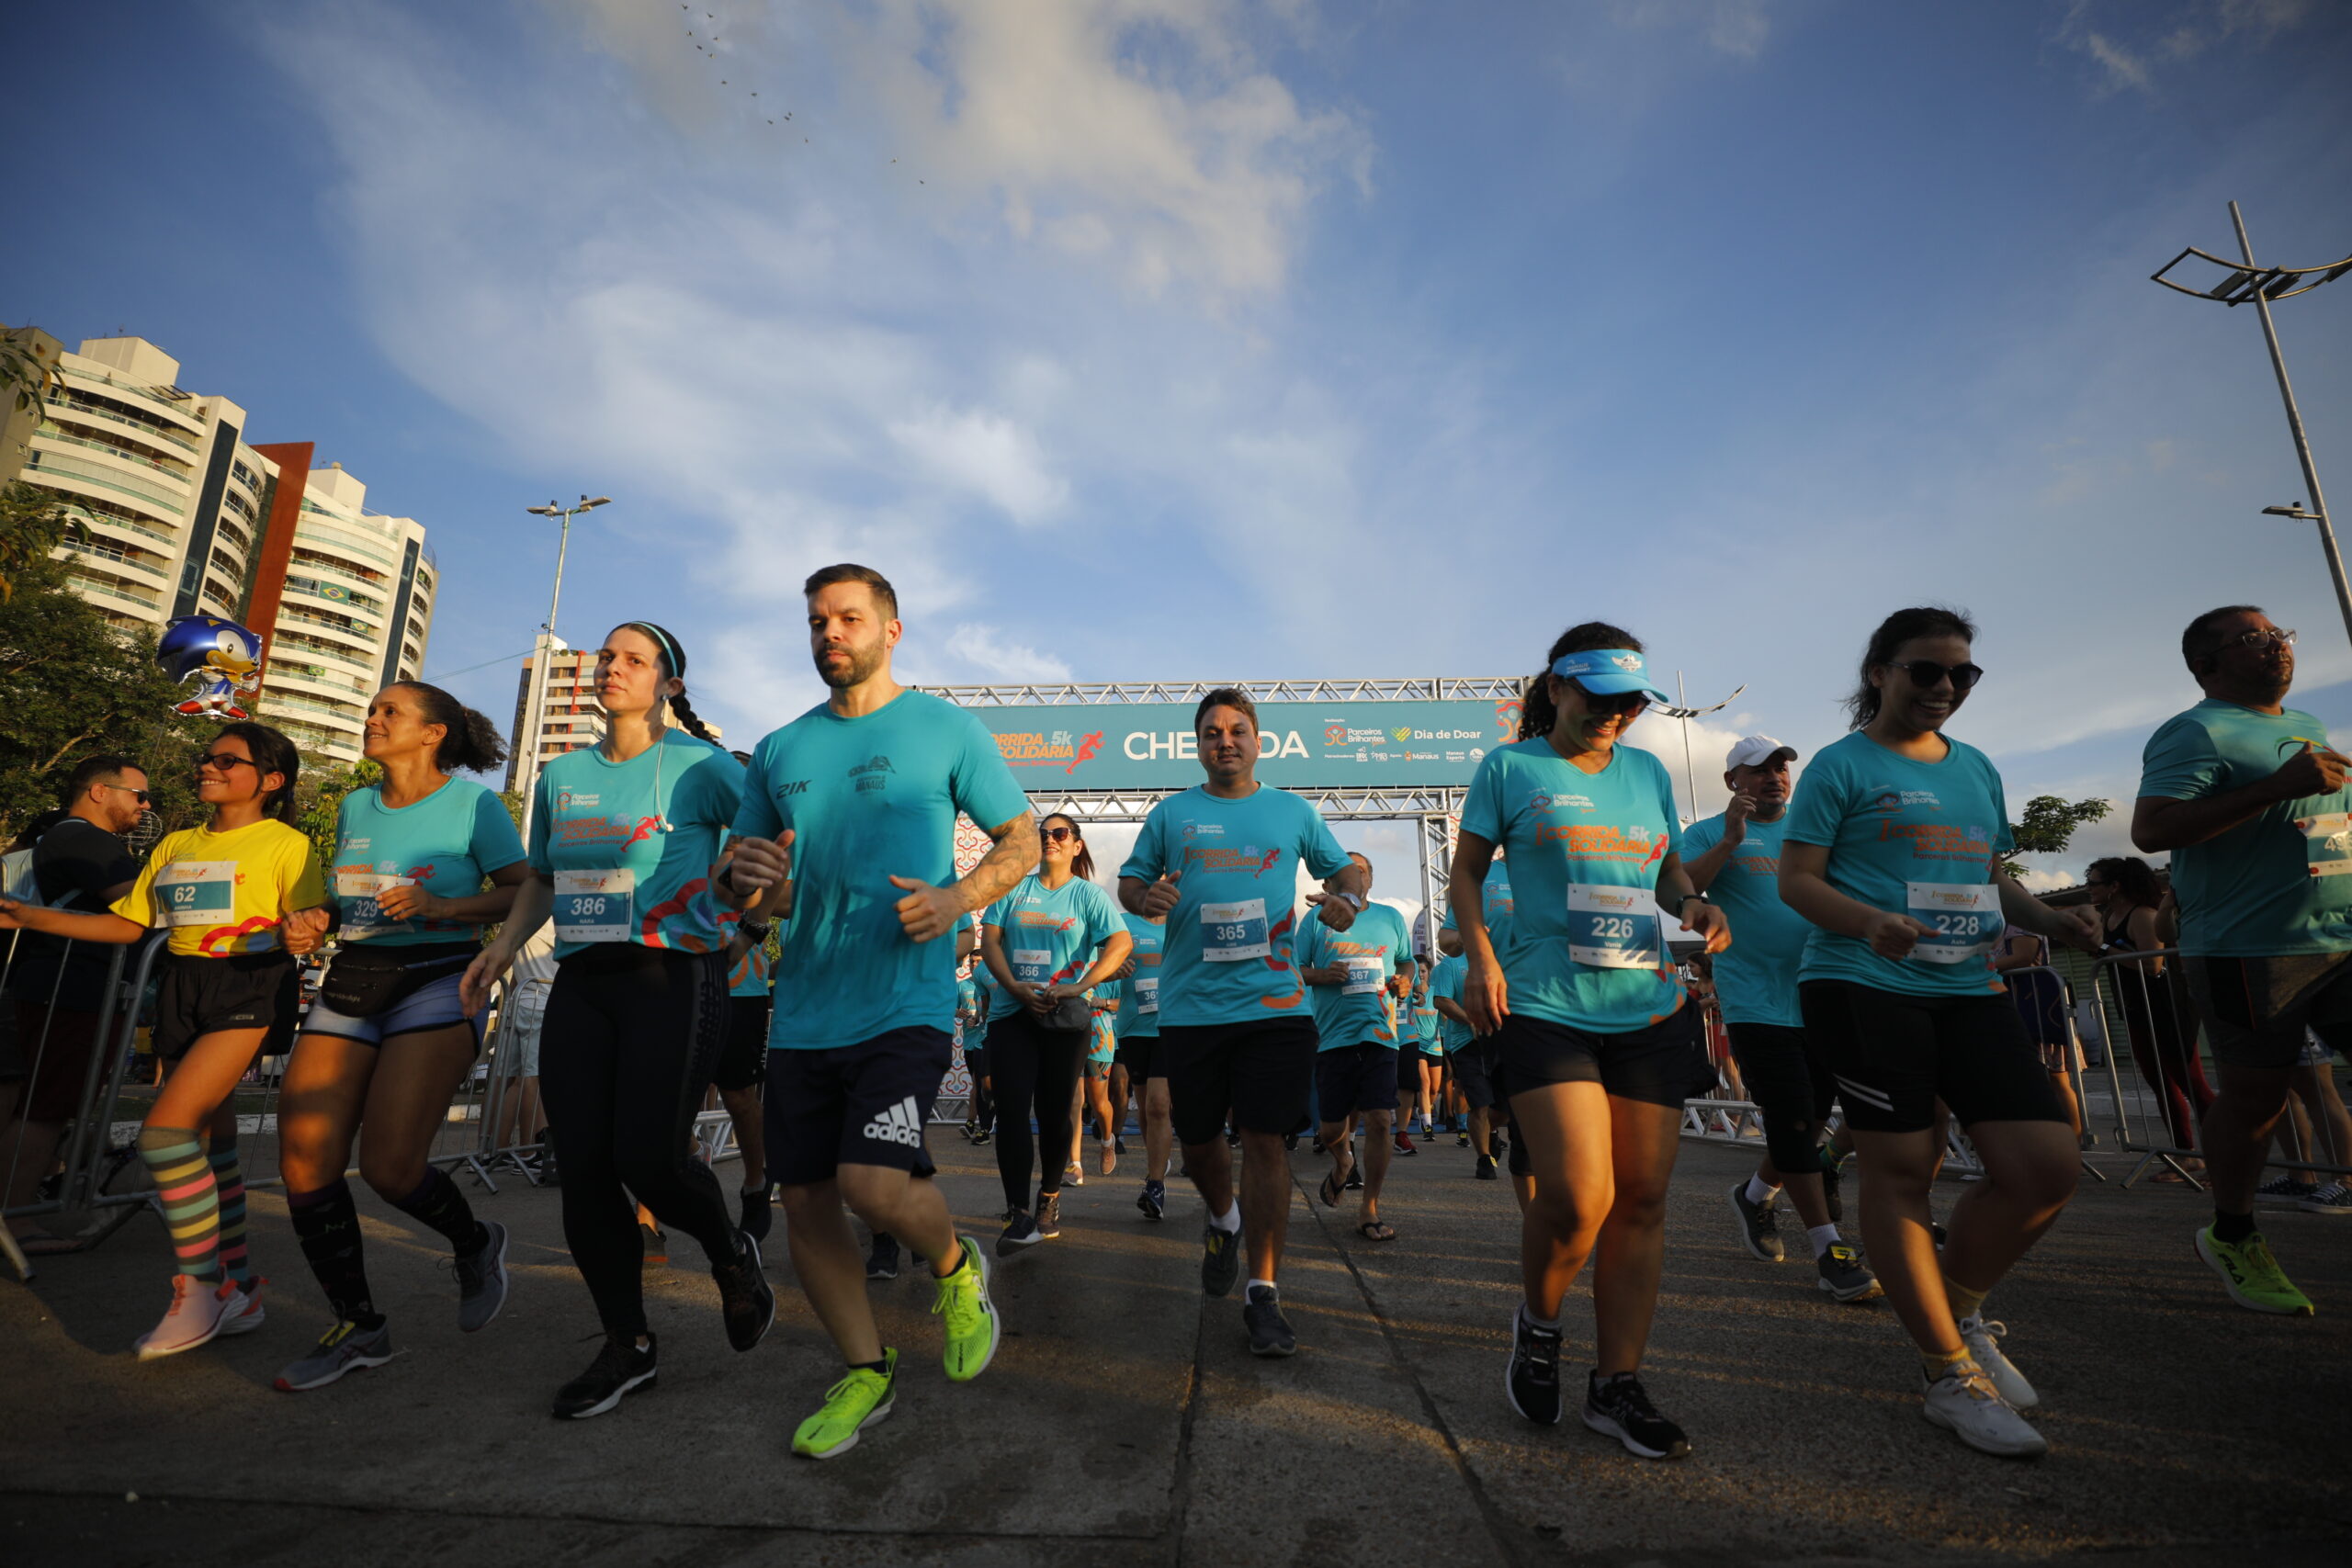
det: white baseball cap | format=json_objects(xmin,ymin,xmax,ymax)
[{"xmin": 1724, "ymin": 735, "xmax": 1798, "ymax": 771}]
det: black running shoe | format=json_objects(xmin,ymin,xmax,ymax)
[
  {"xmin": 865, "ymin": 1233, "xmax": 901, "ymax": 1280},
  {"xmin": 1201, "ymin": 1222, "xmax": 1242, "ymax": 1298},
  {"xmin": 552, "ymin": 1332, "xmax": 658, "ymax": 1419},
  {"xmin": 1244, "ymin": 1283, "xmax": 1296, "ymax": 1357},
  {"xmin": 970, "ymin": 1128, "xmax": 993, "ymax": 1145},
  {"xmin": 740, "ymin": 1185, "xmax": 774, "ymax": 1243},
  {"xmin": 1729, "ymin": 1181, "xmax": 1784, "ymax": 1263},
  {"xmin": 998, "ymin": 1209, "xmax": 1042, "ymax": 1255},
  {"xmin": 1583, "ymin": 1371, "xmax": 1690, "ymax": 1460},
  {"xmin": 1505, "ymin": 1307, "xmax": 1563, "ymax": 1425},
  {"xmin": 1137, "ymin": 1179, "xmax": 1166, "ymax": 1222},
  {"xmin": 714, "ymin": 1232, "xmax": 775, "ymax": 1353},
  {"xmin": 1475, "ymin": 1155, "xmax": 1499, "ymax": 1181},
  {"xmin": 454, "ymin": 1219, "xmax": 510, "ymax": 1334},
  {"xmin": 1035, "ymin": 1190, "xmax": 1062, "ymax": 1239}
]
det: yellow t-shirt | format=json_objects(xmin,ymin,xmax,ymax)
[{"xmin": 113, "ymin": 819, "xmax": 327, "ymax": 957}]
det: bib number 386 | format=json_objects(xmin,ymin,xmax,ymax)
[
  {"xmin": 556, "ymin": 869, "xmax": 636, "ymax": 944},
  {"xmin": 1905, "ymin": 882, "xmax": 1998, "ymax": 964}
]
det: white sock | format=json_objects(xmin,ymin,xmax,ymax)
[
  {"xmin": 1520, "ymin": 1303, "xmax": 1560, "ymax": 1333},
  {"xmin": 1745, "ymin": 1175, "xmax": 1779, "ymax": 1207},
  {"xmin": 1808, "ymin": 1224, "xmax": 1841, "ymax": 1258},
  {"xmin": 1208, "ymin": 1203, "xmax": 1240, "ymax": 1235},
  {"xmin": 1248, "ymin": 1277, "xmax": 1278, "ymax": 1296}
]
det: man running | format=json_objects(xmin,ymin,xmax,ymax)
[
  {"xmin": 1297, "ymin": 853, "xmax": 1414, "ymax": 1242},
  {"xmin": 2136, "ymin": 605, "xmax": 2350, "ymax": 1316},
  {"xmin": 1112, "ymin": 908, "xmax": 1173, "ymax": 1220},
  {"xmin": 721, "ymin": 563, "xmax": 1039, "ymax": 1458},
  {"xmin": 1119, "ymin": 689, "xmax": 1369, "ymax": 1357},
  {"xmin": 1681, "ymin": 736, "xmax": 1880, "ymax": 1303}
]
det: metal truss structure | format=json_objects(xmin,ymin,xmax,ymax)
[{"xmin": 920, "ymin": 676, "xmax": 1525, "ymax": 706}]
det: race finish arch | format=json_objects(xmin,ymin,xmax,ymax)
[{"xmin": 924, "ymin": 677, "xmax": 1526, "ymax": 1115}]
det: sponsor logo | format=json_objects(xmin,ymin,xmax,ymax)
[
  {"xmin": 862, "ymin": 1096, "xmax": 927, "ymax": 1147},
  {"xmin": 1391, "ymin": 726, "xmax": 1411, "ymax": 743},
  {"xmin": 557, "ymin": 789, "xmax": 600, "ymax": 810},
  {"xmin": 850, "ymin": 755, "xmax": 895, "ymax": 777},
  {"xmin": 1610, "ymin": 654, "xmax": 1641, "ymax": 671},
  {"xmin": 775, "ymin": 780, "xmax": 809, "ymax": 798}
]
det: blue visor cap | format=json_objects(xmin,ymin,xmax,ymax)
[{"xmin": 1550, "ymin": 649, "xmax": 1676, "ymax": 705}]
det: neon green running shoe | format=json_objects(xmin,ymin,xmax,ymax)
[
  {"xmin": 932, "ymin": 1235, "xmax": 1001, "ymax": 1382},
  {"xmin": 791, "ymin": 1348, "xmax": 898, "ymax": 1460},
  {"xmin": 2196, "ymin": 1225, "xmax": 2315, "ymax": 1316}
]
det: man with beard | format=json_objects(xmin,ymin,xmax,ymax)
[
  {"xmin": 2137, "ymin": 606, "xmax": 2352, "ymax": 1316},
  {"xmin": 720, "ymin": 563, "xmax": 1040, "ymax": 1457}
]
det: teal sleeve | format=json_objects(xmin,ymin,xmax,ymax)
[
  {"xmin": 730, "ymin": 739, "xmax": 784, "ymax": 841},
  {"xmin": 2138, "ymin": 716, "xmax": 2222, "ymax": 803},
  {"xmin": 1985, "ymin": 751, "xmax": 2017, "ymax": 859},
  {"xmin": 683, "ymin": 744, "xmax": 746, "ymax": 829},
  {"xmin": 471, "ymin": 788, "xmax": 527, "ymax": 873},
  {"xmin": 951, "ymin": 712, "xmax": 1033, "ymax": 834},
  {"xmin": 1781, "ymin": 750, "xmax": 1846, "ymax": 848},
  {"xmin": 1681, "ymin": 817, "xmax": 1722, "ymax": 857},
  {"xmin": 1461, "ymin": 750, "xmax": 1506, "ymax": 843},
  {"xmin": 1301, "ymin": 803, "xmax": 1351, "ymax": 882},
  {"xmin": 1656, "ymin": 757, "xmax": 1684, "ymax": 858},
  {"xmin": 1083, "ymin": 882, "xmax": 1123, "ymax": 950},
  {"xmin": 1295, "ymin": 912, "xmax": 1329, "ymax": 968},
  {"xmin": 527, "ymin": 773, "xmax": 554, "ymax": 872},
  {"xmin": 1120, "ymin": 807, "xmax": 1167, "ymax": 883}
]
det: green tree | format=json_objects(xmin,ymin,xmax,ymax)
[
  {"xmin": 296, "ymin": 759, "xmax": 384, "ymax": 870},
  {"xmin": 0, "ymin": 547, "xmax": 209, "ymax": 841},
  {"xmin": 0, "ymin": 479, "xmax": 85, "ymax": 605},
  {"xmin": 2004, "ymin": 795, "xmax": 2112, "ymax": 880}
]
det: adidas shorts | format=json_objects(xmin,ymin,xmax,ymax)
[{"xmin": 765, "ymin": 1026, "xmax": 949, "ymax": 1187}]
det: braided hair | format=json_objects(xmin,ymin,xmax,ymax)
[
  {"xmin": 1517, "ymin": 622, "xmax": 1645, "ymax": 741},
  {"xmin": 616, "ymin": 621, "xmax": 720, "ymax": 743}
]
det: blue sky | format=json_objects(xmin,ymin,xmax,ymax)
[{"xmin": 10, "ymin": 0, "xmax": 2352, "ymax": 900}]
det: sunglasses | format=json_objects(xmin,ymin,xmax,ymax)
[
  {"xmin": 195, "ymin": 753, "xmax": 259, "ymax": 773},
  {"xmin": 100, "ymin": 783, "xmax": 153, "ymax": 804},
  {"xmin": 1890, "ymin": 660, "xmax": 1984, "ymax": 693},
  {"xmin": 1039, "ymin": 826, "xmax": 1077, "ymax": 844},
  {"xmin": 1568, "ymin": 682, "xmax": 1649, "ymax": 716}
]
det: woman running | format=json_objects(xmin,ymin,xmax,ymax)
[
  {"xmin": 1080, "ymin": 984, "xmax": 1122, "ymax": 1179},
  {"xmin": 271, "ymin": 683, "xmax": 528, "ymax": 1391},
  {"xmin": 1455, "ymin": 624, "xmax": 1728, "ymax": 1460},
  {"xmin": 459, "ymin": 622, "xmax": 772, "ymax": 1419},
  {"xmin": 980, "ymin": 812, "xmax": 1131, "ymax": 1252},
  {"xmin": 2085, "ymin": 855, "xmax": 2210, "ymax": 1156},
  {"xmin": 0, "ymin": 722, "xmax": 326, "ymax": 1359},
  {"xmin": 1780, "ymin": 605, "xmax": 2094, "ymax": 1459}
]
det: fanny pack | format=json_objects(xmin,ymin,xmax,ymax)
[
  {"xmin": 1044, "ymin": 993, "xmax": 1095, "ymax": 1033},
  {"xmin": 318, "ymin": 941, "xmax": 479, "ymax": 1020}
]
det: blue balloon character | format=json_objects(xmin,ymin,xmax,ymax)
[{"xmin": 157, "ymin": 615, "xmax": 266, "ymax": 721}]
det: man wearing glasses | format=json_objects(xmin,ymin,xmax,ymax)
[
  {"xmin": 2, "ymin": 753, "xmax": 149, "ymax": 1252},
  {"xmin": 2137, "ymin": 606, "xmax": 2352, "ymax": 1316}
]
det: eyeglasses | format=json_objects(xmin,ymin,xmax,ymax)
[
  {"xmin": 100, "ymin": 783, "xmax": 152, "ymax": 804},
  {"xmin": 1568, "ymin": 682, "xmax": 1649, "ymax": 716},
  {"xmin": 2220, "ymin": 626, "xmax": 2296, "ymax": 651},
  {"xmin": 195, "ymin": 753, "xmax": 258, "ymax": 773},
  {"xmin": 1039, "ymin": 826, "xmax": 1076, "ymax": 844},
  {"xmin": 1891, "ymin": 660, "xmax": 1984, "ymax": 693}
]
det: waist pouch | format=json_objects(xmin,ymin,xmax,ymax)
[
  {"xmin": 1045, "ymin": 994, "xmax": 1096, "ymax": 1033},
  {"xmin": 319, "ymin": 942, "xmax": 479, "ymax": 1019}
]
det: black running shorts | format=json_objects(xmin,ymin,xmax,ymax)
[
  {"xmin": 1114, "ymin": 1032, "xmax": 1163, "ymax": 1082},
  {"xmin": 764, "ymin": 1026, "xmax": 949, "ymax": 1186},
  {"xmin": 713, "ymin": 995, "xmax": 771, "ymax": 1092},
  {"xmin": 1494, "ymin": 1007, "xmax": 1708, "ymax": 1111},
  {"xmin": 2180, "ymin": 952, "xmax": 2352, "ymax": 1071},
  {"xmin": 1799, "ymin": 979, "xmax": 2066, "ymax": 1134},
  {"xmin": 155, "ymin": 952, "xmax": 298, "ymax": 1061},
  {"xmin": 1315, "ymin": 1041, "xmax": 1399, "ymax": 1117},
  {"xmin": 1451, "ymin": 1036, "xmax": 1501, "ymax": 1110},
  {"xmin": 1726, "ymin": 1021, "xmax": 1838, "ymax": 1175},
  {"xmin": 1159, "ymin": 1018, "xmax": 1318, "ymax": 1145}
]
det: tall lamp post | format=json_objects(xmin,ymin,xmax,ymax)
[
  {"xmin": 516, "ymin": 494, "xmax": 610, "ymax": 826},
  {"xmin": 2153, "ymin": 202, "xmax": 2352, "ymax": 649}
]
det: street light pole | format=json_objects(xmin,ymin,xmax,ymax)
[
  {"xmin": 517, "ymin": 495, "xmax": 611, "ymax": 823},
  {"xmin": 2154, "ymin": 204, "xmax": 2352, "ymax": 650}
]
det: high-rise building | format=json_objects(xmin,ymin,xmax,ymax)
[
  {"xmin": 4, "ymin": 331, "xmax": 438, "ymax": 765},
  {"xmin": 506, "ymin": 637, "xmax": 605, "ymax": 795}
]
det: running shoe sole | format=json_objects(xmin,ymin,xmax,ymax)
[
  {"xmin": 946, "ymin": 1241, "xmax": 1001, "ymax": 1382},
  {"xmin": 801, "ymin": 1395, "xmax": 894, "ymax": 1460},
  {"xmin": 1921, "ymin": 1389, "xmax": 2046, "ymax": 1458},
  {"xmin": 557, "ymin": 1364, "xmax": 657, "ymax": 1419},
  {"xmin": 1816, "ymin": 1270, "xmax": 1885, "ymax": 1303},
  {"xmin": 1581, "ymin": 1406, "xmax": 1690, "ymax": 1461},
  {"xmin": 2194, "ymin": 1227, "xmax": 2316, "ymax": 1315},
  {"xmin": 217, "ymin": 1285, "xmax": 266, "ymax": 1337}
]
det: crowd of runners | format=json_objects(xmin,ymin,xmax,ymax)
[{"xmin": 1, "ymin": 567, "xmax": 2342, "ymax": 1464}]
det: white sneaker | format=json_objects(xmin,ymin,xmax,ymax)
[
  {"xmin": 134, "ymin": 1276, "xmax": 237, "ymax": 1361},
  {"xmin": 1956, "ymin": 1314, "xmax": 2037, "ymax": 1409},
  {"xmin": 1921, "ymin": 1360, "xmax": 2046, "ymax": 1458},
  {"xmin": 217, "ymin": 1279, "xmax": 267, "ymax": 1337}
]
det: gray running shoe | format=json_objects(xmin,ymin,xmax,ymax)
[
  {"xmin": 1201, "ymin": 1222, "xmax": 1243, "ymax": 1298},
  {"xmin": 274, "ymin": 1319, "xmax": 394, "ymax": 1393},
  {"xmin": 1729, "ymin": 1181, "xmax": 1783, "ymax": 1262},
  {"xmin": 1814, "ymin": 1243, "xmax": 1883, "ymax": 1303},
  {"xmin": 456, "ymin": 1220, "xmax": 510, "ymax": 1334}
]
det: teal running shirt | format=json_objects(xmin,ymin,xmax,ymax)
[
  {"xmin": 1115, "ymin": 913, "xmax": 1165, "ymax": 1039},
  {"xmin": 1679, "ymin": 811, "xmax": 1806, "ymax": 1027},
  {"xmin": 528, "ymin": 733, "xmax": 743, "ymax": 960},
  {"xmin": 983, "ymin": 874, "xmax": 1126, "ymax": 1021},
  {"xmin": 332, "ymin": 778, "xmax": 524, "ymax": 947},
  {"xmin": 1294, "ymin": 900, "xmax": 1413, "ymax": 1050}
]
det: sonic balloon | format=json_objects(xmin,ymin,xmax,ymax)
[{"xmin": 157, "ymin": 615, "xmax": 266, "ymax": 721}]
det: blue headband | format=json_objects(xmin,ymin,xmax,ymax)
[{"xmin": 623, "ymin": 621, "xmax": 685, "ymax": 679}]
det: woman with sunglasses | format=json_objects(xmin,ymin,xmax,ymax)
[
  {"xmin": 268, "ymin": 682, "xmax": 528, "ymax": 1391},
  {"xmin": 979, "ymin": 812, "xmax": 1131, "ymax": 1252},
  {"xmin": 458, "ymin": 622, "xmax": 770, "ymax": 1420},
  {"xmin": 1454, "ymin": 623, "xmax": 1729, "ymax": 1460},
  {"xmin": 0, "ymin": 722, "xmax": 326, "ymax": 1359},
  {"xmin": 1779, "ymin": 606, "xmax": 2094, "ymax": 1459}
]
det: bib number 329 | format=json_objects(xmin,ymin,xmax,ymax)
[
  {"xmin": 1905, "ymin": 882, "xmax": 1998, "ymax": 964},
  {"xmin": 556, "ymin": 869, "xmax": 636, "ymax": 944},
  {"xmin": 1566, "ymin": 885, "xmax": 1661, "ymax": 969}
]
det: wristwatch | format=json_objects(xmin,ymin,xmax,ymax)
[
  {"xmin": 738, "ymin": 917, "xmax": 774, "ymax": 942},
  {"xmin": 1340, "ymin": 891, "xmax": 1366, "ymax": 910}
]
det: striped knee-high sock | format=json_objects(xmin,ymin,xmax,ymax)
[
  {"xmin": 138, "ymin": 1127, "xmax": 220, "ymax": 1284},
  {"xmin": 209, "ymin": 1142, "xmax": 253, "ymax": 1288}
]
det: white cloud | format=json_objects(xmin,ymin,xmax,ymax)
[
  {"xmin": 888, "ymin": 405, "xmax": 1070, "ymax": 524},
  {"xmin": 942, "ymin": 623, "xmax": 1075, "ymax": 683},
  {"xmin": 2083, "ymin": 31, "xmax": 2154, "ymax": 94}
]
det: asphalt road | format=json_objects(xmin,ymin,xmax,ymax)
[{"xmin": 5, "ymin": 1123, "xmax": 2349, "ymax": 1567}]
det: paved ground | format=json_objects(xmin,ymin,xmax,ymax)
[{"xmin": 5, "ymin": 1126, "xmax": 2350, "ymax": 1567}]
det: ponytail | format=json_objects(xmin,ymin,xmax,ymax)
[
  {"xmin": 387, "ymin": 681, "xmax": 508, "ymax": 774},
  {"xmin": 1518, "ymin": 621, "xmax": 1645, "ymax": 741},
  {"xmin": 615, "ymin": 620, "xmax": 718, "ymax": 743}
]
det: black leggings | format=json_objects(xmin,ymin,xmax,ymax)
[
  {"xmin": 539, "ymin": 943, "xmax": 737, "ymax": 1338},
  {"xmin": 1727, "ymin": 1021, "xmax": 1838, "ymax": 1176},
  {"xmin": 986, "ymin": 1010, "xmax": 1088, "ymax": 1212}
]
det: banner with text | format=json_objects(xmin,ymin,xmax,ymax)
[{"xmin": 959, "ymin": 697, "xmax": 1522, "ymax": 791}]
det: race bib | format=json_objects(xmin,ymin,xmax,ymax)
[
  {"xmin": 2298, "ymin": 813, "xmax": 2352, "ymax": 878},
  {"xmin": 1011, "ymin": 948, "xmax": 1053, "ymax": 985},
  {"xmin": 1341, "ymin": 956, "xmax": 1385, "ymax": 995},
  {"xmin": 1566, "ymin": 884, "xmax": 1661, "ymax": 969},
  {"xmin": 336, "ymin": 870, "xmax": 409, "ymax": 927},
  {"xmin": 1136, "ymin": 976, "xmax": 1159, "ymax": 1013},
  {"xmin": 556, "ymin": 868, "xmax": 636, "ymax": 944},
  {"xmin": 1201, "ymin": 899, "xmax": 1270, "ymax": 962},
  {"xmin": 1905, "ymin": 882, "xmax": 1999, "ymax": 964},
  {"xmin": 156, "ymin": 861, "xmax": 236, "ymax": 929}
]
